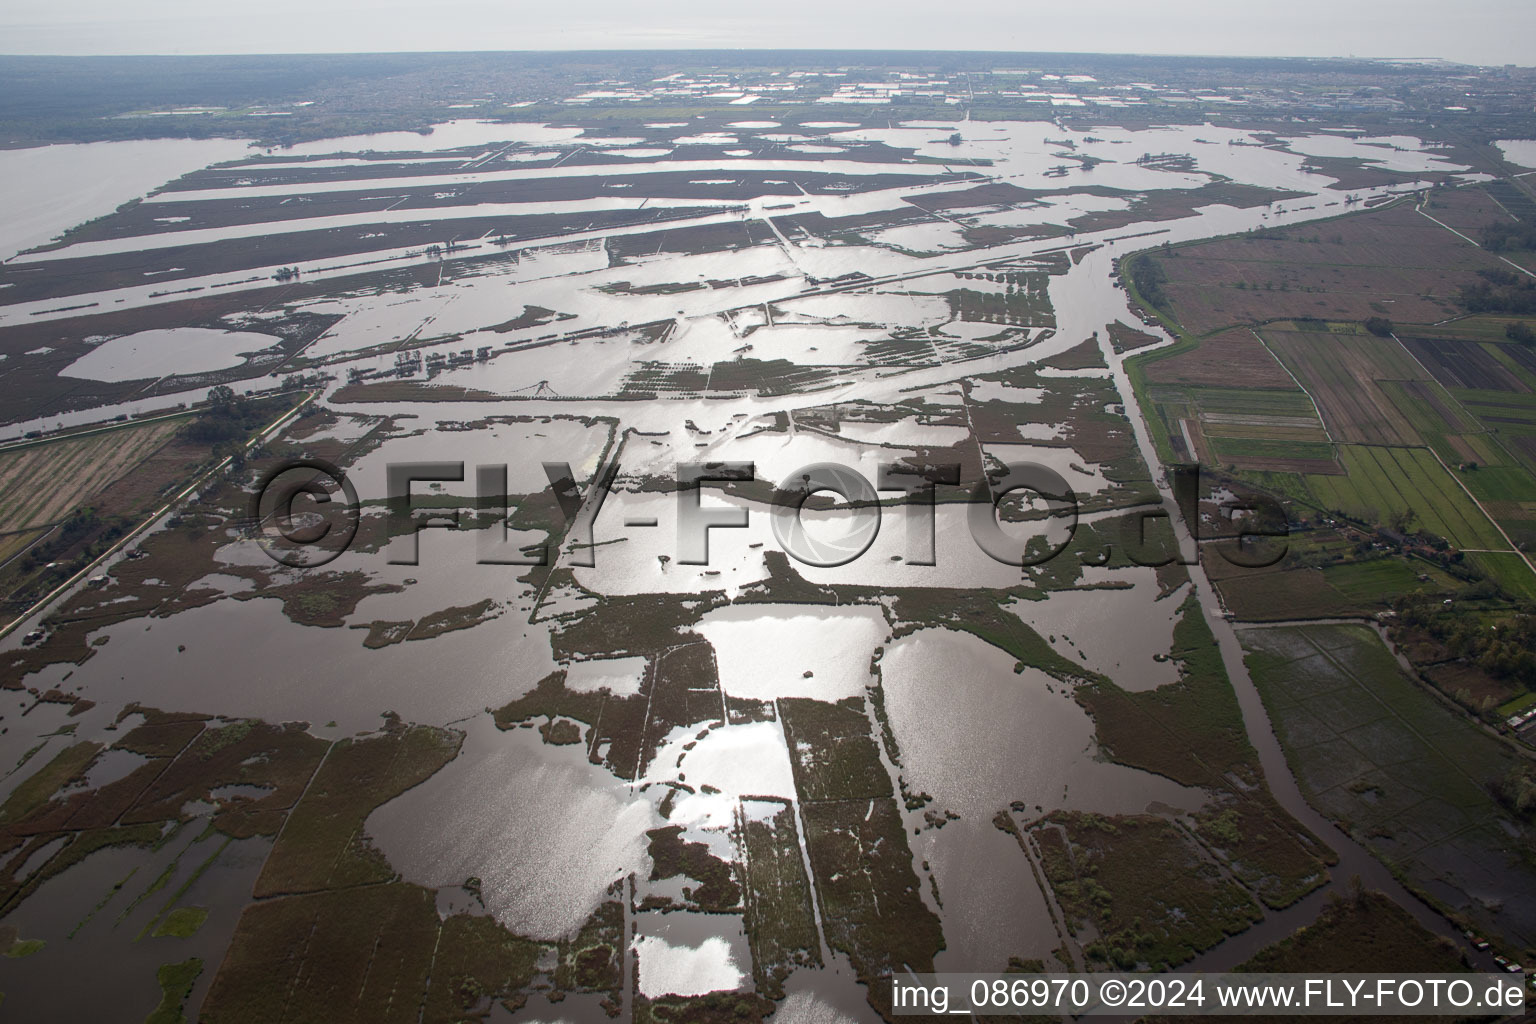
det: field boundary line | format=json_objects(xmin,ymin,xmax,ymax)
[
  {"xmin": 0, "ymin": 408, "xmax": 197, "ymax": 456},
  {"xmin": 1422, "ymin": 444, "xmax": 1536, "ymax": 579},
  {"xmin": 1247, "ymin": 328, "xmax": 1335, "ymax": 444},
  {"xmin": 1389, "ymin": 327, "xmax": 1534, "ymax": 496},
  {"xmin": 1415, "ymin": 194, "xmax": 1536, "ymax": 281}
]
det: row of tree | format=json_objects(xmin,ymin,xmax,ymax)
[{"xmin": 1458, "ymin": 268, "xmax": 1536, "ymax": 316}]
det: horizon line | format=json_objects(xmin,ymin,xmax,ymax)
[{"xmin": 0, "ymin": 48, "xmax": 1490, "ymax": 66}]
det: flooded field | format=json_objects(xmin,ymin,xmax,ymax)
[{"xmin": 0, "ymin": 93, "xmax": 1513, "ymax": 1024}]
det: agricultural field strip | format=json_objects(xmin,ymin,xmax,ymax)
[
  {"xmin": 1391, "ymin": 329, "xmax": 1536, "ymax": 476},
  {"xmin": 1206, "ymin": 431, "xmax": 1333, "ymax": 450},
  {"xmin": 1191, "ymin": 389, "xmax": 1319, "ymax": 416},
  {"xmin": 1248, "ymin": 627, "xmax": 1512, "ymax": 859},
  {"xmin": 1385, "ymin": 447, "xmax": 1500, "ymax": 546},
  {"xmin": 0, "ymin": 420, "xmax": 181, "ymax": 532},
  {"xmin": 1385, "ymin": 326, "xmax": 1536, "ymax": 575},
  {"xmin": 1249, "ymin": 329, "xmax": 1336, "ymax": 444},
  {"xmin": 1485, "ymin": 343, "xmax": 1536, "ymax": 391},
  {"xmin": 1417, "ymin": 443, "xmax": 1536, "ymax": 578},
  {"xmin": 1267, "ymin": 332, "xmax": 1429, "ymax": 446},
  {"xmin": 1199, "ymin": 413, "xmax": 1325, "ymax": 428},
  {"xmin": 1319, "ymin": 446, "xmax": 1507, "ymax": 551}
]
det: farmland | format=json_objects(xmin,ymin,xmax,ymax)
[
  {"xmin": 1138, "ymin": 367, "xmax": 1336, "ymax": 472},
  {"xmin": 1241, "ymin": 625, "xmax": 1536, "ymax": 954},
  {"xmin": 0, "ymin": 415, "xmax": 212, "ymax": 624},
  {"xmin": 1263, "ymin": 326, "xmax": 1424, "ymax": 444},
  {"xmin": 1142, "ymin": 327, "xmax": 1296, "ymax": 390},
  {"xmin": 0, "ymin": 417, "xmax": 186, "ymax": 533},
  {"xmin": 1202, "ymin": 546, "xmax": 1463, "ymax": 623},
  {"xmin": 0, "ymin": 393, "xmax": 305, "ymax": 628},
  {"xmin": 1306, "ymin": 445, "xmax": 1508, "ymax": 551},
  {"xmin": 1126, "ymin": 178, "xmax": 1536, "ymax": 598},
  {"xmin": 1401, "ymin": 334, "xmax": 1530, "ymax": 393},
  {"xmin": 1142, "ymin": 207, "xmax": 1472, "ymax": 335}
]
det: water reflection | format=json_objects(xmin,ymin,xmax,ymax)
[
  {"xmin": 367, "ymin": 717, "xmax": 654, "ymax": 940},
  {"xmin": 879, "ymin": 627, "xmax": 1201, "ymax": 819}
]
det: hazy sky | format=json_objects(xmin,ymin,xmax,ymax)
[{"xmin": 1, "ymin": 0, "xmax": 1532, "ymax": 65}]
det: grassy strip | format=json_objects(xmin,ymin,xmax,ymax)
[
  {"xmin": 145, "ymin": 957, "xmax": 203, "ymax": 1024},
  {"xmin": 0, "ymin": 741, "xmax": 101, "ymax": 825},
  {"xmin": 738, "ymin": 799, "xmax": 821, "ymax": 999},
  {"xmin": 153, "ymin": 906, "xmax": 209, "ymax": 939}
]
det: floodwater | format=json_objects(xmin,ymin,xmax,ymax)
[
  {"xmin": 695, "ymin": 603, "xmax": 888, "ymax": 703},
  {"xmin": 0, "ymin": 137, "xmax": 251, "ymax": 261},
  {"xmin": 1012, "ymin": 571, "xmax": 1182, "ymax": 691},
  {"xmin": 565, "ymin": 655, "xmax": 647, "ymax": 696},
  {"xmin": 1496, "ymin": 138, "xmax": 1536, "ymax": 169},
  {"xmin": 343, "ymin": 415, "xmax": 610, "ymax": 499},
  {"xmin": 879, "ymin": 627, "xmax": 1199, "ymax": 820},
  {"xmin": 59, "ymin": 328, "xmax": 281, "ymax": 382},
  {"xmin": 13, "ymin": 568, "xmax": 558, "ymax": 733},
  {"xmin": 633, "ymin": 912, "xmax": 750, "ymax": 998},
  {"xmin": 366, "ymin": 717, "xmax": 655, "ymax": 940},
  {"xmin": 266, "ymin": 119, "xmax": 585, "ymax": 156},
  {"xmin": 880, "ymin": 627, "xmax": 1201, "ymax": 969},
  {"xmin": 645, "ymin": 720, "xmax": 798, "ymax": 828},
  {"xmin": 0, "ymin": 112, "xmax": 1498, "ymax": 1013},
  {"xmin": 0, "ymin": 825, "xmax": 271, "ymax": 1021}
]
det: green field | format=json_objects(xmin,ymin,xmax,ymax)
[
  {"xmin": 1497, "ymin": 692, "xmax": 1536, "ymax": 718},
  {"xmin": 1241, "ymin": 624, "xmax": 1536, "ymax": 951},
  {"xmin": 1210, "ymin": 436, "xmax": 1336, "ymax": 461},
  {"xmin": 1319, "ymin": 558, "xmax": 1456, "ymax": 604},
  {"xmin": 1191, "ymin": 388, "xmax": 1320, "ymax": 418},
  {"xmin": 1466, "ymin": 551, "xmax": 1536, "ymax": 601},
  {"xmin": 1458, "ymin": 464, "xmax": 1536, "ymax": 503},
  {"xmin": 1306, "ymin": 445, "xmax": 1509, "ymax": 550},
  {"xmin": 1454, "ymin": 392, "xmax": 1536, "ymax": 477},
  {"xmin": 1376, "ymin": 379, "xmax": 1478, "ymax": 453}
]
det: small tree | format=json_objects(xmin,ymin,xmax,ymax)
[{"xmin": 1363, "ymin": 316, "xmax": 1393, "ymax": 337}]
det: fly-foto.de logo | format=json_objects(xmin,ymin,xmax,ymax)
[{"xmin": 249, "ymin": 457, "xmax": 1287, "ymax": 570}]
